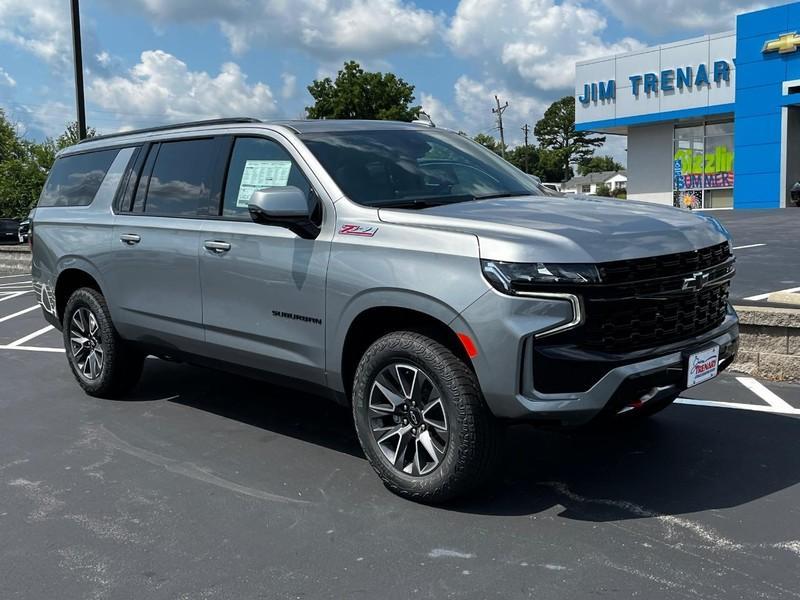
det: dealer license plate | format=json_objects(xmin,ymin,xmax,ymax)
[{"xmin": 687, "ymin": 345, "xmax": 720, "ymax": 387}]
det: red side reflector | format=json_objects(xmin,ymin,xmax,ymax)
[{"xmin": 457, "ymin": 333, "xmax": 479, "ymax": 358}]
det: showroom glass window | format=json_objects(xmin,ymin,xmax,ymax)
[{"xmin": 673, "ymin": 121, "xmax": 734, "ymax": 209}]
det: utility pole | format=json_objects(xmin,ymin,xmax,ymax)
[
  {"xmin": 521, "ymin": 123, "xmax": 531, "ymax": 173},
  {"xmin": 70, "ymin": 0, "xmax": 87, "ymax": 140},
  {"xmin": 492, "ymin": 95, "xmax": 508, "ymax": 158}
]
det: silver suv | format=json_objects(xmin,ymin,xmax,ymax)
[{"xmin": 31, "ymin": 118, "xmax": 738, "ymax": 502}]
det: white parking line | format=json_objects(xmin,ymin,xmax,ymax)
[
  {"xmin": 732, "ymin": 243, "xmax": 766, "ymax": 250},
  {"xmin": 675, "ymin": 398, "xmax": 800, "ymax": 415},
  {"xmin": 6, "ymin": 325, "xmax": 54, "ymax": 348},
  {"xmin": 744, "ymin": 286, "xmax": 800, "ymax": 301},
  {"xmin": 735, "ymin": 376, "xmax": 796, "ymax": 412},
  {"xmin": 0, "ymin": 280, "xmax": 31, "ymax": 287},
  {"xmin": 0, "ymin": 305, "xmax": 39, "ymax": 323},
  {"xmin": 0, "ymin": 345, "xmax": 64, "ymax": 353},
  {"xmin": 0, "ymin": 291, "xmax": 33, "ymax": 302},
  {"xmin": 0, "ymin": 273, "xmax": 31, "ymax": 279}
]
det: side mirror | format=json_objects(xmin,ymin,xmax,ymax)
[{"xmin": 248, "ymin": 186, "xmax": 319, "ymax": 239}]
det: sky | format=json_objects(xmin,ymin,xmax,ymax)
[{"xmin": 0, "ymin": 0, "xmax": 787, "ymax": 164}]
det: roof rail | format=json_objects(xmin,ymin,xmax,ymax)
[{"xmin": 77, "ymin": 117, "xmax": 263, "ymax": 144}]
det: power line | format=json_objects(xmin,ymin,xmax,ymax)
[{"xmin": 492, "ymin": 95, "xmax": 508, "ymax": 158}]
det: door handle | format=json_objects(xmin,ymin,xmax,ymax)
[
  {"xmin": 120, "ymin": 233, "xmax": 141, "ymax": 245},
  {"xmin": 204, "ymin": 240, "xmax": 231, "ymax": 254}
]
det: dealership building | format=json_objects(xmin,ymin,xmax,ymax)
[{"xmin": 575, "ymin": 2, "xmax": 800, "ymax": 210}]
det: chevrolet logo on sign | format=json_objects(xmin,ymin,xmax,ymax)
[{"xmin": 763, "ymin": 32, "xmax": 800, "ymax": 54}]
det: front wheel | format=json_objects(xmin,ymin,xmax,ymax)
[
  {"xmin": 63, "ymin": 287, "xmax": 144, "ymax": 398},
  {"xmin": 352, "ymin": 332, "xmax": 501, "ymax": 503}
]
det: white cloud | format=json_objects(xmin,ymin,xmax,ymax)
[
  {"xmin": 453, "ymin": 75, "xmax": 545, "ymax": 144},
  {"xmin": 447, "ymin": 0, "xmax": 643, "ymax": 91},
  {"xmin": 601, "ymin": 0, "xmax": 766, "ymax": 34},
  {"xmin": 420, "ymin": 92, "xmax": 457, "ymax": 129},
  {"xmin": 117, "ymin": 0, "xmax": 442, "ymax": 59},
  {"xmin": 0, "ymin": 67, "xmax": 16, "ymax": 87},
  {"xmin": 88, "ymin": 50, "xmax": 278, "ymax": 128},
  {"xmin": 280, "ymin": 73, "xmax": 297, "ymax": 100},
  {"xmin": 0, "ymin": 0, "xmax": 72, "ymax": 68}
]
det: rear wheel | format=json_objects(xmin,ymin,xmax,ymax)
[
  {"xmin": 352, "ymin": 331, "xmax": 501, "ymax": 503},
  {"xmin": 63, "ymin": 287, "xmax": 144, "ymax": 398}
]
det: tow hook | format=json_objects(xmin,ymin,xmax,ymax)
[{"xmin": 617, "ymin": 385, "xmax": 674, "ymax": 415}]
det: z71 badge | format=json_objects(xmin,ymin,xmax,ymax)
[{"xmin": 339, "ymin": 224, "xmax": 378, "ymax": 237}]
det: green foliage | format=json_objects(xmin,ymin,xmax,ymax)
[
  {"xmin": 610, "ymin": 187, "xmax": 627, "ymax": 199},
  {"xmin": 472, "ymin": 133, "xmax": 506, "ymax": 155},
  {"xmin": 507, "ymin": 145, "xmax": 539, "ymax": 175},
  {"xmin": 595, "ymin": 183, "xmax": 612, "ymax": 197},
  {"xmin": 578, "ymin": 154, "xmax": 623, "ymax": 176},
  {"xmin": 534, "ymin": 96, "xmax": 605, "ymax": 181},
  {"xmin": 0, "ymin": 111, "xmax": 96, "ymax": 219},
  {"xmin": 535, "ymin": 147, "xmax": 573, "ymax": 182},
  {"xmin": 306, "ymin": 61, "xmax": 420, "ymax": 121}
]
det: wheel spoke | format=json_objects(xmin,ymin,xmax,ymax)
[
  {"xmin": 395, "ymin": 365, "xmax": 417, "ymax": 400},
  {"xmin": 377, "ymin": 424, "xmax": 413, "ymax": 466},
  {"xmin": 422, "ymin": 397, "xmax": 448, "ymax": 432},
  {"xmin": 88, "ymin": 312, "xmax": 99, "ymax": 337},
  {"xmin": 416, "ymin": 430, "xmax": 444, "ymax": 474},
  {"xmin": 371, "ymin": 378, "xmax": 405, "ymax": 413}
]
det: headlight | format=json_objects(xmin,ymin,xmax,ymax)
[{"xmin": 482, "ymin": 259, "xmax": 601, "ymax": 294}]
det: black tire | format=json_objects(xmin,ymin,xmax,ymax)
[
  {"xmin": 62, "ymin": 287, "xmax": 144, "ymax": 398},
  {"xmin": 352, "ymin": 331, "xmax": 501, "ymax": 503}
]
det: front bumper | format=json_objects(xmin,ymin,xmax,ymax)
[{"xmin": 454, "ymin": 289, "xmax": 739, "ymax": 425}]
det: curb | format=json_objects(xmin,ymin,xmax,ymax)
[
  {"xmin": 0, "ymin": 245, "xmax": 32, "ymax": 274},
  {"xmin": 731, "ymin": 305, "xmax": 800, "ymax": 381}
]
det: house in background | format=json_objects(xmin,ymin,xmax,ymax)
[{"xmin": 562, "ymin": 170, "xmax": 627, "ymax": 195}]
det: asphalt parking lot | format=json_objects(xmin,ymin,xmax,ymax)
[
  {"xmin": 2, "ymin": 271, "xmax": 800, "ymax": 599},
  {"xmin": 711, "ymin": 208, "xmax": 800, "ymax": 303}
]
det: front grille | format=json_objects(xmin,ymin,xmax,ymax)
[
  {"xmin": 599, "ymin": 242, "xmax": 731, "ymax": 285},
  {"xmin": 582, "ymin": 281, "xmax": 730, "ymax": 351},
  {"xmin": 539, "ymin": 242, "xmax": 733, "ymax": 353}
]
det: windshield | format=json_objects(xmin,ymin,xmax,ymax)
[{"xmin": 301, "ymin": 128, "xmax": 541, "ymax": 208}]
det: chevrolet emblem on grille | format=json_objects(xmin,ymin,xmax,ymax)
[{"xmin": 682, "ymin": 271, "xmax": 710, "ymax": 292}]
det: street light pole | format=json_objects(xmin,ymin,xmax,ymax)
[{"xmin": 70, "ymin": 0, "xmax": 87, "ymax": 140}]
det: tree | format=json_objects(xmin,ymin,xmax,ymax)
[
  {"xmin": 534, "ymin": 96, "xmax": 605, "ymax": 181},
  {"xmin": 472, "ymin": 133, "xmax": 506, "ymax": 156},
  {"xmin": 56, "ymin": 121, "xmax": 97, "ymax": 150},
  {"xmin": 535, "ymin": 148, "xmax": 573, "ymax": 183},
  {"xmin": 306, "ymin": 61, "xmax": 420, "ymax": 121},
  {"xmin": 578, "ymin": 154, "xmax": 623, "ymax": 176},
  {"xmin": 507, "ymin": 145, "xmax": 539, "ymax": 175}
]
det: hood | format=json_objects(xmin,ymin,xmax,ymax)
[{"xmin": 378, "ymin": 195, "xmax": 729, "ymax": 263}]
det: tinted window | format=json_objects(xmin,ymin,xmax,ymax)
[
  {"xmin": 222, "ymin": 137, "xmax": 312, "ymax": 218},
  {"xmin": 0, "ymin": 219, "xmax": 18, "ymax": 232},
  {"xmin": 144, "ymin": 139, "xmax": 218, "ymax": 217},
  {"xmin": 38, "ymin": 149, "xmax": 119, "ymax": 207},
  {"xmin": 302, "ymin": 129, "xmax": 539, "ymax": 208}
]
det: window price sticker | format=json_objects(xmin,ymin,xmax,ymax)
[{"xmin": 236, "ymin": 160, "xmax": 292, "ymax": 207}]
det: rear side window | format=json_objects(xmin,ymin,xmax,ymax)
[
  {"xmin": 38, "ymin": 149, "xmax": 119, "ymax": 207},
  {"xmin": 144, "ymin": 139, "xmax": 218, "ymax": 217}
]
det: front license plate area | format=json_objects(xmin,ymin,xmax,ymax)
[{"xmin": 687, "ymin": 345, "xmax": 720, "ymax": 387}]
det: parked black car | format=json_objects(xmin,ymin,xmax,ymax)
[
  {"xmin": 0, "ymin": 218, "xmax": 21, "ymax": 244},
  {"xmin": 18, "ymin": 214, "xmax": 31, "ymax": 244}
]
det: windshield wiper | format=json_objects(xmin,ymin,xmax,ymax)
[
  {"xmin": 377, "ymin": 195, "xmax": 473, "ymax": 210},
  {"xmin": 473, "ymin": 192, "xmax": 530, "ymax": 200}
]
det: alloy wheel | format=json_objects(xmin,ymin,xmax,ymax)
[
  {"xmin": 69, "ymin": 307, "xmax": 104, "ymax": 380},
  {"xmin": 368, "ymin": 363, "xmax": 449, "ymax": 476}
]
